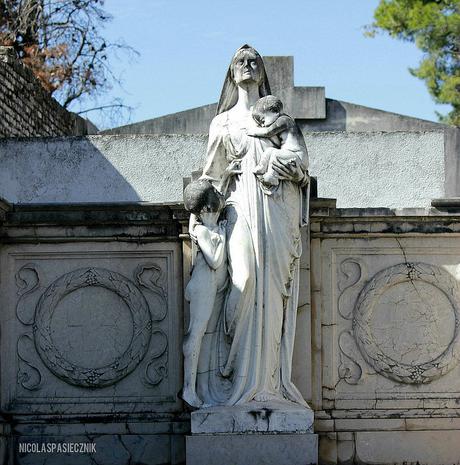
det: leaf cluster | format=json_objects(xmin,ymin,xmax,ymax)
[{"xmin": 368, "ymin": 0, "xmax": 460, "ymax": 125}]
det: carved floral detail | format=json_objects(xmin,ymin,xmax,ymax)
[
  {"xmin": 33, "ymin": 267, "xmax": 152, "ymax": 388},
  {"xmin": 353, "ymin": 262, "xmax": 460, "ymax": 384}
]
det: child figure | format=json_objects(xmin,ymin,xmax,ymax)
[
  {"xmin": 182, "ymin": 179, "xmax": 227, "ymax": 408},
  {"xmin": 248, "ymin": 95, "xmax": 308, "ymax": 191}
]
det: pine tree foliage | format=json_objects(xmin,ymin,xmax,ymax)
[{"xmin": 368, "ymin": 0, "xmax": 460, "ymax": 125}]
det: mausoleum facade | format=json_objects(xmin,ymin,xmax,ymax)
[{"xmin": 0, "ymin": 48, "xmax": 460, "ymax": 465}]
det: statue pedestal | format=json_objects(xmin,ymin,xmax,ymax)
[{"xmin": 186, "ymin": 401, "xmax": 318, "ymax": 465}]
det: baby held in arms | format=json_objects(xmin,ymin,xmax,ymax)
[{"xmin": 248, "ymin": 95, "xmax": 308, "ymax": 191}]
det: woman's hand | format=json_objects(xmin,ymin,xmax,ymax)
[
  {"xmin": 271, "ymin": 158, "xmax": 308, "ymax": 184},
  {"xmin": 225, "ymin": 159, "xmax": 242, "ymax": 175}
]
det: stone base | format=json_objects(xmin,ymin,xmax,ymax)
[
  {"xmin": 340, "ymin": 430, "xmax": 460, "ymax": 465},
  {"xmin": 188, "ymin": 401, "xmax": 317, "ymax": 464},
  {"xmin": 191, "ymin": 400, "xmax": 314, "ymax": 434},
  {"xmin": 187, "ymin": 433, "xmax": 318, "ymax": 465}
]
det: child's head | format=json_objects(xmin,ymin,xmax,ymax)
[
  {"xmin": 184, "ymin": 179, "xmax": 225, "ymax": 215},
  {"xmin": 252, "ymin": 95, "xmax": 283, "ymax": 127}
]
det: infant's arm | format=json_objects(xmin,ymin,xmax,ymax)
[
  {"xmin": 195, "ymin": 224, "xmax": 226, "ymax": 270},
  {"xmin": 249, "ymin": 115, "xmax": 293, "ymax": 138}
]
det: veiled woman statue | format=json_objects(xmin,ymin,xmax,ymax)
[{"xmin": 183, "ymin": 45, "xmax": 310, "ymax": 408}]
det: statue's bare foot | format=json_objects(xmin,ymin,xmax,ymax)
[
  {"xmin": 182, "ymin": 388, "xmax": 203, "ymax": 408},
  {"xmin": 254, "ymin": 391, "xmax": 279, "ymax": 402}
]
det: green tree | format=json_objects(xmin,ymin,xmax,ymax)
[{"xmin": 368, "ymin": 0, "xmax": 460, "ymax": 125}]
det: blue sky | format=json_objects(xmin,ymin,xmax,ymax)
[{"xmin": 79, "ymin": 0, "xmax": 449, "ymax": 129}]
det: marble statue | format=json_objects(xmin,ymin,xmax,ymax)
[
  {"xmin": 182, "ymin": 179, "xmax": 227, "ymax": 408},
  {"xmin": 183, "ymin": 45, "xmax": 310, "ymax": 408}
]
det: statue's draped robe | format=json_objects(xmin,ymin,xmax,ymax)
[{"xmin": 197, "ymin": 111, "xmax": 308, "ymax": 406}]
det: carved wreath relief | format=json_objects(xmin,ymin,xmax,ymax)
[
  {"xmin": 15, "ymin": 263, "xmax": 169, "ymax": 390},
  {"xmin": 33, "ymin": 267, "xmax": 151, "ymax": 388},
  {"xmin": 353, "ymin": 262, "xmax": 460, "ymax": 384}
]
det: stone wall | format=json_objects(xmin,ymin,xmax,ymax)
[
  {"xmin": 0, "ymin": 47, "xmax": 92, "ymax": 137},
  {"xmin": 0, "ymin": 132, "xmax": 446, "ymax": 208},
  {"xmin": 2, "ymin": 198, "xmax": 460, "ymax": 464},
  {"xmin": 0, "ymin": 202, "xmax": 187, "ymax": 465},
  {"xmin": 1, "ymin": 133, "xmax": 459, "ymax": 464},
  {"xmin": 311, "ymin": 203, "xmax": 460, "ymax": 464}
]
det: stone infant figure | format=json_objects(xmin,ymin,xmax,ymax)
[
  {"xmin": 248, "ymin": 95, "xmax": 308, "ymax": 192},
  {"xmin": 182, "ymin": 179, "xmax": 227, "ymax": 408}
]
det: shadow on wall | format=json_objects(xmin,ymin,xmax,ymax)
[
  {"xmin": 0, "ymin": 137, "xmax": 140, "ymax": 203},
  {"xmin": 0, "ymin": 135, "xmax": 208, "ymax": 204},
  {"xmin": 0, "ymin": 131, "xmax": 447, "ymax": 208}
]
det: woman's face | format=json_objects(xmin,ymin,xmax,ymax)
[{"xmin": 232, "ymin": 50, "xmax": 262, "ymax": 86}]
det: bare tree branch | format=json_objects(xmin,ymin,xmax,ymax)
[{"xmin": 0, "ymin": 0, "xmax": 136, "ymax": 125}]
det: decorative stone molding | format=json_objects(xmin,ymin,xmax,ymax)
[
  {"xmin": 135, "ymin": 263, "xmax": 168, "ymax": 321},
  {"xmin": 353, "ymin": 262, "xmax": 460, "ymax": 384},
  {"xmin": 144, "ymin": 329, "xmax": 168, "ymax": 386},
  {"xmin": 17, "ymin": 334, "xmax": 42, "ymax": 391},
  {"xmin": 338, "ymin": 258, "xmax": 367, "ymax": 321},
  {"xmin": 33, "ymin": 267, "xmax": 152, "ymax": 388},
  {"xmin": 15, "ymin": 263, "xmax": 41, "ymax": 326},
  {"xmin": 338, "ymin": 330, "xmax": 363, "ymax": 385}
]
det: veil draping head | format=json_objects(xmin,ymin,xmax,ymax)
[{"xmin": 216, "ymin": 44, "xmax": 271, "ymax": 115}]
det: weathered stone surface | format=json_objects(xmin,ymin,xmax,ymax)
[
  {"xmin": 0, "ymin": 46, "xmax": 92, "ymax": 137},
  {"xmin": 1, "ymin": 240, "xmax": 182, "ymax": 415},
  {"xmin": 14, "ymin": 433, "xmax": 185, "ymax": 465},
  {"xmin": 337, "ymin": 432, "xmax": 355, "ymax": 464},
  {"xmin": 314, "ymin": 419, "xmax": 334, "ymax": 432},
  {"xmin": 277, "ymin": 86, "xmax": 326, "ymax": 119},
  {"xmin": 0, "ymin": 435, "xmax": 6, "ymax": 465},
  {"xmin": 0, "ymin": 131, "xmax": 445, "ymax": 208},
  {"xmin": 319, "ymin": 433, "xmax": 337, "ymax": 465},
  {"xmin": 0, "ymin": 202, "xmax": 188, "ymax": 463},
  {"xmin": 263, "ymin": 56, "xmax": 294, "ymax": 92},
  {"xmin": 355, "ymin": 262, "xmax": 460, "ymax": 384},
  {"xmin": 315, "ymin": 235, "xmax": 460, "ymax": 407},
  {"xmin": 355, "ymin": 431, "xmax": 460, "ymax": 464},
  {"xmin": 191, "ymin": 401, "xmax": 314, "ymax": 434},
  {"xmin": 186, "ymin": 433, "xmax": 318, "ymax": 465},
  {"xmin": 406, "ymin": 418, "xmax": 460, "ymax": 430},
  {"xmin": 334, "ymin": 418, "xmax": 405, "ymax": 431},
  {"xmin": 308, "ymin": 131, "xmax": 445, "ymax": 208},
  {"xmin": 0, "ymin": 135, "xmax": 208, "ymax": 204},
  {"xmin": 311, "ymin": 211, "xmax": 460, "ymax": 464}
]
